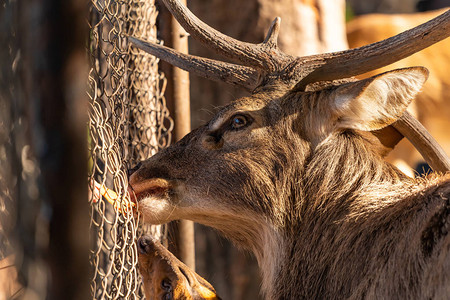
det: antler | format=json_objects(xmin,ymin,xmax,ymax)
[
  {"xmin": 129, "ymin": 37, "xmax": 260, "ymax": 89},
  {"xmin": 131, "ymin": 2, "xmax": 450, "ymax": 90},
  {"xmin": 393, "ymin": 112, "xmax": 450, "ymax": 173},
  {"xmin": 128, "ymin": 15, "xmax": 289, "ymax": 90},
  {"xmin": 129, "ymin": 0, "xmax": 450, "ymax": 172},
  {"xmin": 295, "ymin": 9, "xmax": 450, "ymax": 89},
  {"xmin": 157, "ymin": 0, "xmax": 291, "ymax": 71}
]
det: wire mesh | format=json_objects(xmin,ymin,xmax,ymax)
[{"xmin": 87, "ymin": 0, "xmax": 172, "ymax": 299}]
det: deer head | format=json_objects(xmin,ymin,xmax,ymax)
[
  {"xmin": 129, "ymin": 64, "xmax": 428, "ymax": 243},
  {"xmin": 128, "ymin": 1, "xmax": 450, "ymax": 298},
  {"xmin": 128, "ymin": 0, "xmax": 450, "ymax": 225},
  {"xmin": 138, "ymin": 235, "xmax": 220, "ymax": 300}
]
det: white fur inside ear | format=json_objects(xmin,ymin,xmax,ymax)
[{"xmin": 333, "ymin": 67, "xmax": 428, "ymax": 131}]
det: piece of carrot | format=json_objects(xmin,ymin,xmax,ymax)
[{"xmin": 90, "ymin": 179, "xmax": 136, "ymax": 213}]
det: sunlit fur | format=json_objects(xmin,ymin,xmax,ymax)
[
  {"xmin": 138, "ymin": 236, "xmax": 220, "ymax": 300},
  {"xmin": 130, "ymin": 68, "xmax": 450, "ymax": 299}
]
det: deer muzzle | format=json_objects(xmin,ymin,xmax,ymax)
[{"xmin": 128, "ymin": 176, "xmax": 172, "ymax": 203}]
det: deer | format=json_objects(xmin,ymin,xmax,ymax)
[
  {"xmin": 346, "ymin": 7, "xmax": 450, "ymax": 176},
  {"xmin": 128, "ymin": 0, "xmax": 450, "ymax": 298},
  {"xmin": 138, "ymin": 235, "xmax": 220, "ymax": 300},
  {"xmin": 0, "ymin": 254, "xmax": 22, "ymax": 299}
]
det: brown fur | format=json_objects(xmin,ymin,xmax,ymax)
[
  {"xmin": 138, "ymin": 236, "xmax": 220, "ymax": 300},
  {"xmin": 129, "ymin": 69, "xmax": 450, "ymax": 299},
  {"xmin": 0, "ymin": 255, "xmax": 22, "ymax": 299}
]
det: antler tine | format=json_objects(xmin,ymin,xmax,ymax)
[
  {"xmin": 263, "ymin": 17, "xmax": 281, "ymax": 48},
  {"xmin": 294, "ymin": 9, "xmax": 450, "ymax": 89},
  {"xmin": 393, "ymin": 112, "xmax": 450, "ymax": 173},
  {"xmin": 129, "ymin": 37, "xmax": 260, "ymax": 90},
  {"xmin": 161, "ymin": 0, "xmax": 290, "ymax": 72}
]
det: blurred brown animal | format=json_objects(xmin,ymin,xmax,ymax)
[
  {"xmin": 138, "ymin": 235, "xmax": 220, "ymax": 300},
  {"xmin": 129, "ymin": 1, "xmax": 450, "ymax": 299},
  {"xmin": 0, "ymin": 255, "xmax": 22, "ymax": 299},
  {"xmin": 347, "ymin": 8, "xmax": 450, "ymax": 175}
]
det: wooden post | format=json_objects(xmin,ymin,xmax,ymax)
[{"xmin": 162, "ymin": 0, "xmax": 196, "ymax": 270}]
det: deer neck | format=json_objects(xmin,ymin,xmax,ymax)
[
  {"xmin": 302, "ymin": 130, "xmax": 412, "ymax": 210},
  {"xmin": 196, "ymin": 131, "xmax": 418, "ymax": 299},
  {"xmin": 265, "ymin": 131, "xmax": 424, "ymax": 299}
]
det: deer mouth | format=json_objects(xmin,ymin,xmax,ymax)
[{"xmin": 128, "ymin": 178, "xmax": 171, "ymax": 203}]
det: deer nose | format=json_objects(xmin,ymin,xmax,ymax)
[
  {"xmin": 138, "ymin": 235, "xmax": 153, "ymax": 255},
  {"xmin": 128, "ymin": 162, "xmax": 142, "ymax": 178}
]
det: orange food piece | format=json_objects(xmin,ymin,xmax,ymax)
[{"xmin": 90, "ymin": 179, "xmax": 136, "ymax": 213}]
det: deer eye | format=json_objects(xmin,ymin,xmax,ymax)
[{"xmin": 230, "ymin": 114, "xmax": 251, "ymax": 130}]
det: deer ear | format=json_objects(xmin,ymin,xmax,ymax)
[{"xmin": 332, "ymin": 67, "xmax": 429, "ymax": 131}]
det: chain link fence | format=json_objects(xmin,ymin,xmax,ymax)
[
  {"xmin": 87, "ymin": 0, "xmax": 172, "ymax": 298},
  {"xmin": 0, "ymin": 0, "xmax": 172, "ymax": 298}
]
